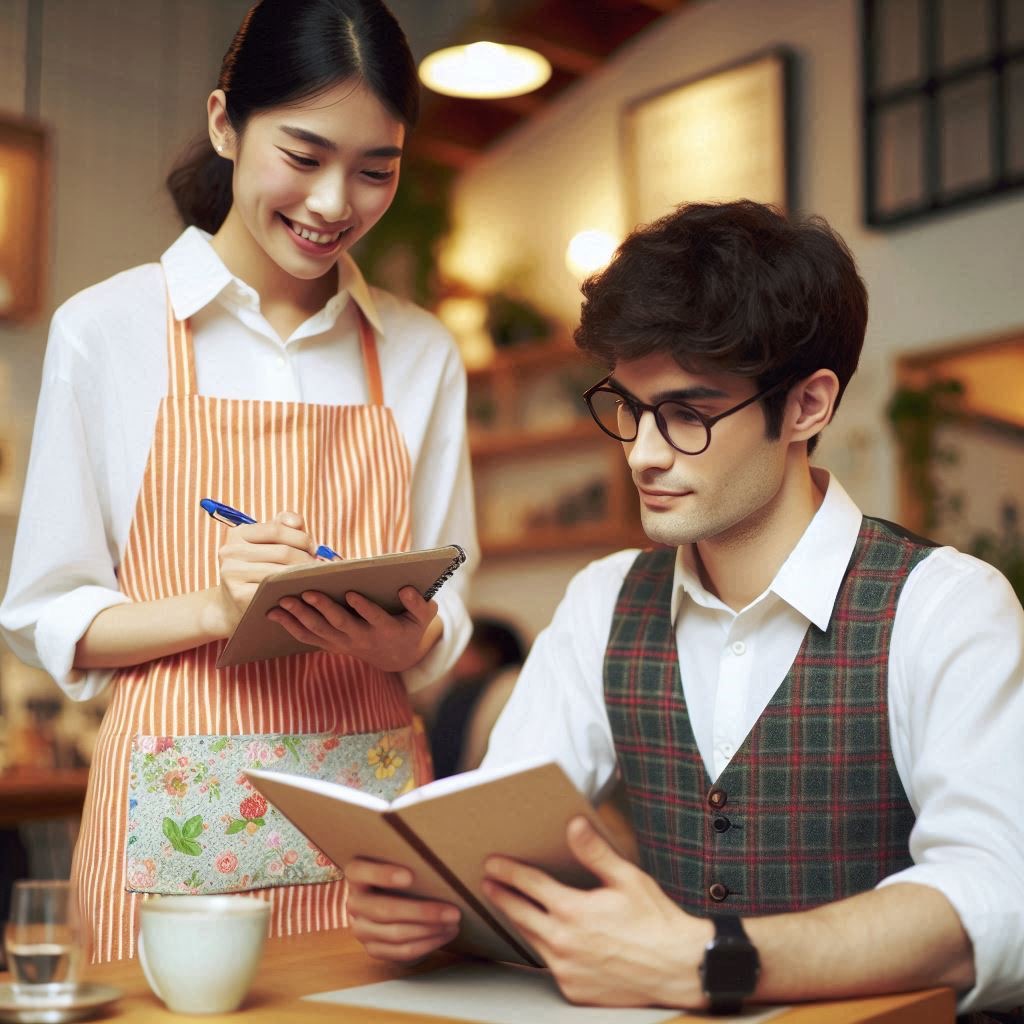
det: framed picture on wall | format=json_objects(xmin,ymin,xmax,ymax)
[
  {"xmin": 622, "ymin": 49, "xmax": 794, "ymax": 229},
  {"xmin": 0, "ymin": 115, "xmax": 50, "ymax": 321}
]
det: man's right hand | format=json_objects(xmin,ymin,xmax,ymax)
[{"xmin": 345, "ymin": 857, "xmax": 462, "ymax": 963}]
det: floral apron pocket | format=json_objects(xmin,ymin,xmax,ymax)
[{"xmin": 125, "ymin": 728, "xmax": 416, "ymax": 895}]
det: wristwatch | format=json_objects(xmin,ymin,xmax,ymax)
[{"xmin": 699, "ymin": 915, "xmax": 760, "ymax": 1015}]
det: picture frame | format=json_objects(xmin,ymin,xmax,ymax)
[
  {"xmin": 622, "ymin": 49, "xmax": 794, "ymax": 229},
  {"xmin": 0, "ymin": 114, "xmax": 50, "ymax": 321}
]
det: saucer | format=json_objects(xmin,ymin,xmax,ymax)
[{"xmin": 0, "ymin": 983, "xmax": 122, "ymax": 1024}]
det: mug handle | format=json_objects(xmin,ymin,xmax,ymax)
[{"xmin": 136, "ymin": 930, "xmax": 164, "ymax": 1003}]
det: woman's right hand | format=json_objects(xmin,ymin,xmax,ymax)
[{"xmin": 212, "ymin": 511, "xmax": 318, "ymax": 635}]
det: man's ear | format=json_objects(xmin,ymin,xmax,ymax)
[
  {"xmin": 788, "ymin": 369, "xmax": 840, "ymax": 445},
  {"xmin": 207, "ymin": 89, "xmax": 235, "ymax": 159}
]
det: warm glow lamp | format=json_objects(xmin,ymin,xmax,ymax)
[
  {"xmin": 419, "ymin": 40, "xmax": 552, "ymax": 99},
  {"xmin": 566, "ymin": 229, "xmax": 619, "ymax": 278}
]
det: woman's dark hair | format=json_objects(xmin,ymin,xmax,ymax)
[
  {"xmin": 574, "ymin": 200, "xmax": 868, "ymax": 455},
  {"xmin": 166, "ymin": 0, "xmax": 418, "ymax": 234}
]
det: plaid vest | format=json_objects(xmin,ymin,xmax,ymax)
[{"xmin": 604, "ymin": 516, "xmax": 935, "ymax": 918}]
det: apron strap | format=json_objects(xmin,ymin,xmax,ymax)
[
  {"xmin": 165, "ymin": 285, "xmax": 198, "ymax": 398},
  {"xmin": 357, "ymin": 308, "xmax": 384, "ymax": 407},
  {"xmin": 165, "ymin": 280, "xmax": 381, "ymax": 405}
]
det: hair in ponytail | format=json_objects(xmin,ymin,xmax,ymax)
[{"xmin": 166, "ymin": 0, "xmax": 419, "ymax": 233}]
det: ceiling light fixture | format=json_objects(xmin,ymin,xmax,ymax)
[
  {"xmin": 418, "ymin": 0, "xmax": 551, "ymax": 100},
  {"xmin": 419, "ymin": 39, "xmax": 551, "ymax": 99}
]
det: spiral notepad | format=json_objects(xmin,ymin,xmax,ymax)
[{"xmin": 217, "ymin": 544, "xmax": 467, "ymax": 668}]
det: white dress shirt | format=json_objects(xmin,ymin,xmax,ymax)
[
  {"xmin": 482, "ymin": 472, "xmax": 1024, "ymax": 1013},
  {"xmin": 0, "ymin": 227, "xmax": 478, "ymax": 701}
]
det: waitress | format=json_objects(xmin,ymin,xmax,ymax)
[{"xmin": 0, "ymin": 0, "xmax": 477, "ymax": 962}]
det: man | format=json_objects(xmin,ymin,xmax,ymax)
[{"xmin": 344, "ymin": 201, "xmax": 1024, "ymax": 1017}]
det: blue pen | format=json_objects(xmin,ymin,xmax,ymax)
[{"xmin": 200, "ymin": 498, "xmax": 340, "ymax": 561}]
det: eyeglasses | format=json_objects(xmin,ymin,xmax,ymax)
[{"xmin": 582, "ymin": 375, "xmax": 792, "ymax": 456}]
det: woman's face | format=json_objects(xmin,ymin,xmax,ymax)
[{"xmin": 211, "ymin": 79, "xmax": 404, "ymax": 282}]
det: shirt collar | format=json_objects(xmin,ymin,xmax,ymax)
[
  {"xmin": 159, "ymin": 227, "xmax": 384, "ymax": 335},
  {"xmin": 160, "ymin": 227, "xmax": 234, "ymax": 320},
  {"xmin": 670, "ymin": 469, "xmax": 864, "ymax": 631}
]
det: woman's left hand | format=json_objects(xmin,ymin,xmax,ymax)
[{"xmin": 267, "ymin": 586, "xmax": 442, "ymax": 672}]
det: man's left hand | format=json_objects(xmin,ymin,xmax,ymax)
[{"xmin": 482, "ymin": 816, "xmax": 712, "ymax": 1009}]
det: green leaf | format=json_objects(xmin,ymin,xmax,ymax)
[
  {"xmin": 282, "ymin": 737, "xmax": 302, "ymax": 762},
  {"xmin": 226, "ymin": 820, "xmax": 247, "ymax": 835},
  {"xmin": 182, "ymin": 815, "xmax": 204, "ymax": 840},
  {"xmin": 164, "ymin": 817, "xmax": 203, "ymax": 855},
  {"xmin": 163, "ymin": 817, "xmax": 182, "ymax": 844},
  {"xmin": 210, "ymin": 738, "xmax": 229, "ymax": 753},
  {"xmin": 253, "ymin": 818, "xmax": 265, "ymax": 827}
]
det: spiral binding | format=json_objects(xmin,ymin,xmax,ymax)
[{"xmin": 423, "ymin": 544, "xmax": 467, "ymax": 601}]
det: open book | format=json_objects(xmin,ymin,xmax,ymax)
[
  {"xmin": 217, "ymin": 544, "xmax": 466, "ymax": 668},
  {"xmin": 244, "ymin": 758, "xmax": 616, "ymax": 967}
]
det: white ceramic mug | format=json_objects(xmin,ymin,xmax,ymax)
[{"xmin": 137, "ymin": 895, "xmax": 271, "ymax": 1014}]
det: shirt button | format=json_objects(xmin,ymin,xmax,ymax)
[
  {"xmin": 712, "ymin": 815, "xmax": 731, "ymax": 833},
  {"xmin": 709, "ymin": 882, "xmax": 729, "ymax": 902},
  {"xmin": 731, "ymin": 640, "xmax": 746, "ymax": 655},
  {"xmin": 720, "ymin": 743, "xmax": 733, "ymax": 758},
  {"xmin": 276, "ymin": 356, "xmax": 286, "ymax": 368},
  {"xmin": 708, "ymin": 788, "xmax": 728, "ymax": 809}
]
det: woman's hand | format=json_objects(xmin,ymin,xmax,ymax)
[
  {"xmin": 267, "ymin": 585, "xmax": 443, "ymax": 673},
  {"xmin": 212, "ymin": 511, "xmax": 317, "ymax": 634}
]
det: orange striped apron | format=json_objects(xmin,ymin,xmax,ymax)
[{"xmin": 71, "ymin": 292, "xmax": 426, "ymax": 962}]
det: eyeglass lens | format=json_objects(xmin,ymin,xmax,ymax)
[{"xmin": 586, "ymin": 389, "xmax": 710, "ymax": 454}]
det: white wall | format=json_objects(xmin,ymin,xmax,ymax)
[
  {"xmin": 445, "ymin": 0, "xmax": 1024, "ymax": 640},
  {"xmin": 0, "ymin": 0, "xmax": 251, "ymax": 591}
]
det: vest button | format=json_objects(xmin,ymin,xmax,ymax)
[
  {"xmin": 708, "ymin": 788, "xmax": 727, "ymax": 809},
  {"xmin": 712, "ymin": 815, "xmax": 731, "ymax": 833},
  {"xmin": 709, "ymin": 882, "xmax": 729, "ymax": 902}
]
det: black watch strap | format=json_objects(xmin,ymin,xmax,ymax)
[
  {"xmin": 700, "ymin": 914, "xmax": 760, "ymax": 1016},
  {"xmin": 713, "ymin": 915, "xmax": 747, "ymax": 941}
]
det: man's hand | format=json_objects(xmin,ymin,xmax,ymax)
[
  {"xmin": 268, "ymin": 585, "xmax": 442, "ymax": 672},
  {"xmin": 345, "ymin": 858, "xmax": 461, "ymax": 963},
  {"xmin": 482, "ymin": 816, "xmax": 711, "ymax": 1009}
]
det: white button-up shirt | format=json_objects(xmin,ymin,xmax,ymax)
[
  {"xmin": 0, "ymin": 227, "xmax": 478, "ymax": 700},
  {"xmin": 483, "ymin": 472, "xmax": 1024, "ymax": 1012}
]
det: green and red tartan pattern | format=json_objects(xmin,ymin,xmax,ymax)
[{"xmin": 604, "ymin": 516, "xmax": 935, "ymax": 918}]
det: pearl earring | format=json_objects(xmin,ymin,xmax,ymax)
[{"xmin": 216, "ymin": 143, "xmax": 224, "ymax": 153}]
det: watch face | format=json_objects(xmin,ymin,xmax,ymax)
[{"xmin": 702, "ymin": 936, "xmax": 759, "ymax": 991}]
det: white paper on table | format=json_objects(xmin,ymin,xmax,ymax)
[{"xmin": 305, "ymin": 961, "xmax": 790, "ymax": 1023}]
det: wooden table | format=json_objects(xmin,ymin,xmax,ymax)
[
  {"xmin": 0, "ymin": 928, "xmax": 955, "ymax": 1023},
  {"xmin": 0, "ymin": 768, "xmax": 89, "ymax": 826}
]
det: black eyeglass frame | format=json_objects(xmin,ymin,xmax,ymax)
[{"xmin": 582, "ymin": 375, "xmax": 794, "ymax": 456}]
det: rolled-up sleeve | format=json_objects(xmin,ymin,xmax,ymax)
[
  {"xmin": 881, "ymin": 549, "xmax": 1024, "ymax": 1012},
  {"xmin": 400, "ymin": 339, "xmax": 478, "ymax": 694},
  {"xmin": 0, "ymin": 311, "xmax": 128, "ymax": 702},
  {"xmin": 481, "ymin": 552, "xmax": 638, "ymax": 801}
]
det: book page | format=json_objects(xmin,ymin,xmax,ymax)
[
  {"xmin": 392, "ymin": 754, "xmax": 557, "ymax": 808},
  {"xmin": 244, "ymin": 768, "xmax": 391, "ymax": 812}
]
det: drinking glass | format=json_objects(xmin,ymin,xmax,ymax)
[{"xmin": 3, "ymin": 880, "xmax": 83, "ymax": 999}]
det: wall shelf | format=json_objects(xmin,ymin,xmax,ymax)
[{"xmin": 467, "ymin": 336, "xmax": 642, "ymax": 560}]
